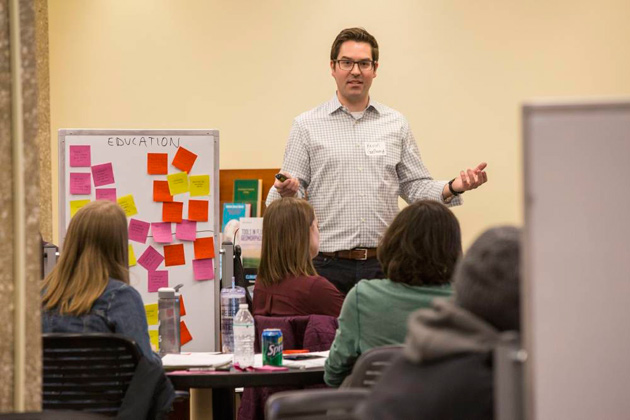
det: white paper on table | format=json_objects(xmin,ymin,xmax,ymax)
[
  {"xmin": 254, "ymin": 350, "xmax": 329, "ymax": 369},
  {"xmin": 161, "ymin": 352, "xmax": 232, "ymax": 369}
]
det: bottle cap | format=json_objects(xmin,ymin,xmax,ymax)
[
  {"xmin": 158, "ymin": 287, "xmax": 176, "ymax": 298},
  {"xmin": 239, "ymin": 303, "xmax": 248, "ymax": 309}
]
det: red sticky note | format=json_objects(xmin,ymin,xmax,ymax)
[
  {"xmin": 163, "ymin": 202, "xmax": 183, "ymax": 223},
  {"xmin": 147, "ymin": 153, "xmax": 168, "ymax": 175},
  {"xmin": 91, "ymin": 162, "xmax": 115, "ymax": 187},
  {"xmin": 175, "ymin": 220, "xmax": 197, "ymax": 241},
  {"xmin": 69, "ymin": 173, "xmax": 91, "ymax": 195},
  {"xmin": 69, "ymin": 145, "xmax": 91, "ymax": 167},
  {"xmin": 137, "ymin": 246, "xmax": 164, "ymax": 271},
  {"xmin": 194, "ymin": 237, "xmax": 215, "ymax": 259},
  {"xmin": 96, "ymin": 188, "xmax": 117, "ymax": 202},
  {"xmin": 180, "ymin": 320, "xmax": 192, "ymax": 346},
  {"xmin": 193, "ymin": 258, "xmax": 214, "ymax": 281},
  {"xmin": 164, "ymin": 243, "xmax": 185, "ymax": 266},
  {"xmin": 188, "ymin": 200, "xmax": 208, "ymax": 222},
  {"xmin": 180, "ymin": 295, "xmax": 186, "ymax": 317},
  {"xmin": 172, "ymin": 147, "xmax": 198, "ymax": 173},
  {"xmin": 153, "ymin": 180, "xmax": 173, "ymax": 202},
  {"xmin": 148, "ymin": 270, "xmax": 169, "ymax": 293},
  {"xmin": 128, "ymin": 218, "xmax": 150, "ymax": 244}
]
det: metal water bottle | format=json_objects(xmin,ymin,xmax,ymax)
[{"xmin": 158, "ymin": 287, "xmax": 181, "ymax": 356}]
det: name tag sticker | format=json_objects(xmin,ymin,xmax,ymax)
[{"xmin": 365, "ymin": 142, "xmax": 386, "ymax": 156}]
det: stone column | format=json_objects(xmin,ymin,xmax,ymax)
[{"xmin": 0, "ymin": 0, "xmax": 43, "ymax": 412}]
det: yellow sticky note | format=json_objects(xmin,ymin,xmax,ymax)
[
  {"xmin": 149, "ymin": 330, "xmax": 159, "ymax": 351},
  {"xmin": 128, "ymin": 244, "xmax": 136, "ymax": 267},
  {"xmin": 117, "ymin": 194, "xmax": 138, "ymax": 217},
  {"xmin": 70, "ymin": 199, "xmax": 90, "ymax": 217},
  {"xmin": 189, "ymin": 175, "xmax": 210, "ymax": 197},
  {"xmin": 145, "ymin": 303, "xmax": 158, "ymax": 326},
  {"xmin": 167, "ymin": 172, "xmax": 189, "ymax": 195}
]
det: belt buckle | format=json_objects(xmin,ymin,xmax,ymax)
[{"xmin": 354, "ymin": 248, "xmax": 368, "ymax": 261}]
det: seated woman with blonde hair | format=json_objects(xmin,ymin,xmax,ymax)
[
  {"xmin": 253, "ymin": 197, "xmax": 344, "ymax": 317},
  {"xmin": 42, "ymin": 200, "xmax": 159, "ymax": 364}
]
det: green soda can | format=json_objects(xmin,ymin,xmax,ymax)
[{"xmin": 262, "ymin": 328, "xmax": 283, "ymax": 366}]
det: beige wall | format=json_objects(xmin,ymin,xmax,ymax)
[{"xmin": 48, "ymin": 0, "xmax": 630, "ymax": 247}]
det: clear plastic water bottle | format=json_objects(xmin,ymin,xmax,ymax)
[
  {"xmin": 233, "ymin": 303, "xmax": 255, "ymax": 368},
  {"xmin": 220, "ymin": 277, "xmax": 246, "ymax": 353},
  {"xmin": 158, "ymin": 287, "xmax": 180, "ymax": 356}
]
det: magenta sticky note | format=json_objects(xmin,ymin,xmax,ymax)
[
  {"xmin": 175, "ymin": 220, "xmax": 197, "ymax": 241},
  {"xmin": 95, "ymin": 188, "xmax": 117, "ymax": 202},
  {"xmin": 70, "ymin": 145, "xmax": 91, "ymax": 167},
  {"xmin": 137, "ymin": 246, "xmax": 164, "ymax": 271},
  {"xmin": 91, "ymin": 162, "xmax": 115, "ymax": 187},
  {"xmin": 128, "ymin": 219, "xmax": 150, "ymax": 244},
  {"xmin": 193, "ymin": 258, "xmax": 214, "ymax": 281},
  {"xmin": 69, "ymin": 173, "xmax": 91, "ymax": 195},
  {"xmin": 148, "ymin": 270, "xmax": 169, "ymax": 293},
  {"xmin": 151, "ymin": 222, "xmax": 173, "ymax": 243}
]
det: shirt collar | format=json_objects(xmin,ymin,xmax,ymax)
[{"xmin": 327, "ymin": 93, "xmax": 382, "ymax": 116}]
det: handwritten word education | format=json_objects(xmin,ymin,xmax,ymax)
[{"xmin": 107, "ymin": 136, "xmax": 181, "ymax": 148}]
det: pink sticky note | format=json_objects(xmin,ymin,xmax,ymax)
[
  {"xmin": 95, "ymin": 188, "xmax": 117, "ymax": 202},
  {"xmin": 175, "ymin": 220, "xmax": 197, "ymax": 241},
  {"xmin": 193, "ymin": 258, "xmax": 214, "ymax": 281},
  {"xmin": 137, "ymin": 246, "xmax": 164, "ymax": 271},
  {"xmin": 70, "ymin": 145, "xmax": 91, "ymax": 167},
  {"xmin": 128, "ymin": 219, "xmax": 150, "ymax": 244},
  {"xmin": 148, "ymin": 270, "xmax": 169, "ymax": 293},
  {"xmin": 69, "ymin": 173, "xmax": 91, "ymax": 195},
  {"xmin": 151, "ymin": 222, "xmax": 173, "ymax": 244},
  {"xmin": 91, "ymin": 162, "xmax": 115, "ymax": 187}
]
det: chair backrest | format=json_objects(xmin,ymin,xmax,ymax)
[
  {"xmin": 253, "ymin": 315, "xmax": 338, "ymax": 352},
  {"xmin": 42, "ymin": 333, "xmax": 141, "ymax": 417},
  {"xmin": 265, "ymin": 389, "xmax": 370, "ymax": 420},
  {"xmin": 345, "ymin": 345, "xmax": 404, "ymax": 388}
]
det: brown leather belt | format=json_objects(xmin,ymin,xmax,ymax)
[{"xmin": 319, "ymin": 248, "xmax": 378, "ymax": 261}]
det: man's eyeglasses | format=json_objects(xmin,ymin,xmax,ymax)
[{"xmin": 334, "ymin": 59, "xmax": 375, "ymax": 71}]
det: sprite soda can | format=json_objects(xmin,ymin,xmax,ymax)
[{"xmin": 262, "ymin": 328, "xmax": 283, "ymax": 366}]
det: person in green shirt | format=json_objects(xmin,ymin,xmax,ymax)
[{"xmin": 324, "ymin": 200, "xmax": 462, "ymax": 387}]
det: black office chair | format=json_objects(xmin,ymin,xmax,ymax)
[
  {"xmin": 345, "ymin": 345, "xmax": 403, "ymax": 388},
  {"xmin": 42, "ymin": 333, "xmax": 141, "ymax": 417},
  {"xmin": 265, "ymin": 389, "xmax": 370, "ymax": 420}
]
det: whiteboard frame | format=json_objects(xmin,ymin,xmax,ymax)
[{"xmin": 58, "ymin": 128, "xmax": 221, "ymax": 351}]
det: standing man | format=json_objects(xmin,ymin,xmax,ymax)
[{"xmin": 266, "ymin": 27, "xmax": 487, "ymax": 295}]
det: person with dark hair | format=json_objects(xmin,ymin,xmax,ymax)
[
  {"xmin": 266, "ymin": 27, "xmax": 488, "ymax": 295},
  {"xmin": 253, "ymin": 197, "xmax": 344, "ymax": 317},
  {"xmin": 324, "ymin": 201, "xmax": 461, "ymax": 387},
  {"xmin": 357, "ymin": 226, "xmax": 521, "ymax": 420}
]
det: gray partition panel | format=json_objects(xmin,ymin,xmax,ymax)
[{"xmin": 523, "ymin": 100, "xmax": 630, "ymax": 420}]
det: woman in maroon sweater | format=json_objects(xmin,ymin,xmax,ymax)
[{"xmin": 253, "ymin": 197, "xmax": 344, "ymax": 317}]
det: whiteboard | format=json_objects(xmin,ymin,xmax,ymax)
[
  {"xmin": 58, "ymin": 129, "xmax": 220, "ymax": 351},
  {"xmin": 523, "ymin": 100, "xmax": 630, "ymax": 420}
]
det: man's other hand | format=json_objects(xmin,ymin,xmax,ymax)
[
  {"xmin": 451, "ymin": 162, "xmax": 488, "ymax": 193},
  {"xmin": 274, "ymin": 171, "xmax": 300, "ymax": 197}
]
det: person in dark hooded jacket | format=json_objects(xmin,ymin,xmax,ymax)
[{"xmin": 356, "ymin": 226, "xmax": 521, "ymax": 420}]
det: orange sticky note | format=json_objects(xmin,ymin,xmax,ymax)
[
  {"xmin": 180, "ymin": 320, "xmax": 192, "ymax": 346},
  {"xmin": 147, "ymin": 153, "xmax": 168, "ymax": 175},
  {"xmin": 172, "ymin": 147, "xmax": 198, "ymax": 173},
  {"xmin": 153, "ymin": 180, "xmax": 173, "ymax": 202},
  {"xmin": 164, "ymin": 243, "xmax": 185, "ymax": 266},
  {"xmin": 194, "ymin": 237, "xmax": 215, "ymax": 259},
  {"xmin": 188, "ymin": 200, "xmax": 208, "ymax": 222},
  {"xmin": 163, "ymin": 201, "xmax": 183, "ymax": 223},
  {"xmin": 180, "ymin": 295, "xmax": 187, "ymax": 317}
]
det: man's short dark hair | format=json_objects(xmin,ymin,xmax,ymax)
[
  {"xmin": 330, "ymin": 27, "xmax": 379, "ymax": 63},
  {"xmin": 378, "ymin": 200, "xmax": 462, "ymax": 286},
  {"xmin": 454, "ymin": 226, "xmax": 521, "ymax": 332}
]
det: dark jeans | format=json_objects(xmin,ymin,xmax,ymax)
[{"xmin": 313, "ymin": 254, "xmax": 385, "ymax": 296}]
